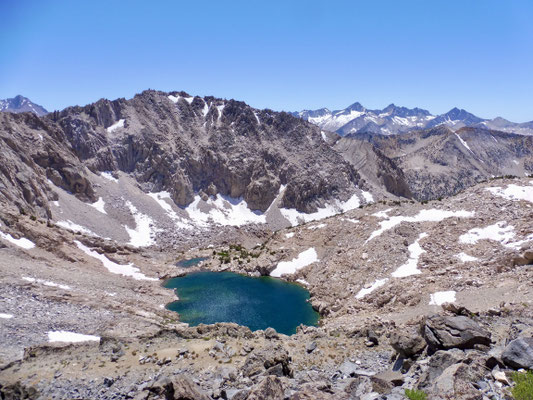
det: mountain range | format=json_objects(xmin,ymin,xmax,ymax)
[
  {"xmin": 0, "ymin": 95, "xmax": 48, "ymax": 116},
  {"xmin": 294, "ymin": 102, "xmax": 533, "ymax": 136}
]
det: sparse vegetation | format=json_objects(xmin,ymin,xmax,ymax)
[
  {"xmin": 510, "ymin": 371, "xmax": 533, "ymax": 400},
  {"xmin": 404, "ymin": 388, "xmax": 428, "ymax": 400}
]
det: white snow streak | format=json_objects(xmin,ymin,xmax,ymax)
[
  {"xmin": 0, "ymin": 231, "xmax": 35, "ymax": 249},
  {"xmin": 22, "ymin": 277, "xmax": 71, "ymax": 290},
  {"xmin": 56, "ymin": 220, "xmax": 98, "ymax": 237},
  {"xmin": 90, "ymin": 197, "xmax": 107, "ymax": 214},
  {"xmin": 456, "ymin": 252, "xmax": 479, "ymax": 262},
  {"xmin": 0, "ymin": 313, "xmax": 14, "ymax": 319},
  {"xmin": 280, "ymin": 191, "xmax": 364, "ymax": 226},
  {"xmin": 270, "ymin": 248, "xmax": 318, "ymax": 278},
  {"xmin": 48, "ymin": 331, "xmax": 100, "ymax": 343},
  {"xmin": 106, "ymin": 119, "xmax": 124, "ymax": 133},
  {"xmin": 355, "ymin": 278, "xmax": 388, "ymax": 299},
  {"xmin": 285, "ymin": 232, "xmax": 295, "ymax": 239},
  {"xmin": 75, "ymin": 240, "xmax": 157, "ymax": 281},
  {"xmin": 125, "ymin": 201, "xmax": 158, "ymax": 247},
  {"xmin": 100, "ymin": 171, "xmax": 118, "ymax": 182},
  {"xmin": 148, "ymin": 191, "xmax": 192, "ymax": 230},
  {"xmin": 391, "ymin": 233, "xmax": 428, "ymax": 278},
  {"xmin": 367, "ymin": 209, "xmax": 474, "ymax": 242},
  {"xmin": 455, "ymin": 133, "xmax": 474, "ymax": 153}
]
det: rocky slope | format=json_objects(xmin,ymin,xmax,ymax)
[
  {"xmin": 0, "ymin": 90, "xmax": 379, "ymax": 248},
  {"xmin": 0, "ymin": 95, "xmax": 48, "ymax": 116},
  {"xmin": 340, "ymin": 126, "xmax": 533, "ymax": 201},
  {"xmin": 0, "ymin": 177, "xmax": 532, "ymax": 399},
  {"xmin": 294, "ymin": 102, "xmax": 533, "ymax": 136}
]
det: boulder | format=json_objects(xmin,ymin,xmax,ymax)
[
  {"xmin": 241, "ymin": 344, "xmax": 291, "ymax": 377},
  {"xmin": 148, "ymin": 375, "xmax": 210, "ymax": 400},
  {"xmin": 424, "ymin": 315, "xmax": 491, "ymax": 350},
  {"xmin": 502, "ymin": 337, "xmax": 533, "ymax": 369},
  {"xmin": 418, "ymin": 349, "xmax": 465, "ymax": 390},
  {"xmin": 246, "ymin": 376, "xmax": 284, "ymax": 400},
  {"xmin": 428, "ymin": 363, "xmax": 484, "ymax": 400},
  {"xmin": 390, "ymin": 326, "xmax": 426, "ymax": 358}
]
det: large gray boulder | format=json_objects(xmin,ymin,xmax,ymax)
[
  {"xmin": 502, "ymin": 337, "xmax": 533, "ymax": 369},
  {"xmin": 390, "ymin": 326, "xmax": 426, "ymax": 358},
  {"xmin": 246, "ymin": 376, "xmax": 284, "ymax": 400},
  {"xmin": 424, "ymin": 315, "xmax": 491, "ymax": 350}
]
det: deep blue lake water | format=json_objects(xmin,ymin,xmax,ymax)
[{"xmin": 164, "ymin": 271, "xmax": 319, "ymax": 335}]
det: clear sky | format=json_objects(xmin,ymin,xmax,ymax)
[{"xmin": 1, "ymin": 0, "xmax": 532, "ymax": 121}]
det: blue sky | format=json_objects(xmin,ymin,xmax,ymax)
[{"xmin": 1, "ymin": 0, "xmax": 532, "ymax": 121}]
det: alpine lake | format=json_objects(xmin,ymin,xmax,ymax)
[{"xmin": 163, "ymin": 270, "xmax": 319, "ymax": 335}]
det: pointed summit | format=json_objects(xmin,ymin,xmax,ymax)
[{"xmin": 0, "ymin": 95, "xmax": 48, "ymax": 116}]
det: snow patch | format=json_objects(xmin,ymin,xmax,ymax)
[
  {"xmin": 100, "ymin": 171, "xmax": 118, "ymax": 182},
  {"xmin": 48, "ymin": 331, "xmax": 100, "ymax": 343},
  {"xmin": 185, "ymin": 194, "xmax": 265, "ymax": 227},
  {"xmin": 296, "ymin": 279, "xmax": 309, "ymax": 286},
  {"xmin": 486, "ymin": 185, "xmax": 533, "ymax": 203},
  {"xmin": 456, "ymin": 252, "xmax": 479, "ymax": 262},
  {"xmin": 455, "ymin": 133, "xmax": 474, "ymax": 154},
  {"xmin": 285, "ymin": 232, "xmax": 295, "ymax": 239},
  {"xmin": 356, "ymin": 278, "xmax": 388, "ymax": 299},
  {"xmin": 391, "ymin": 233, "xmax": 428, "ymax": 278},
  {"xmin": 367, "ymin": 209, "xmax": 474, "ymax": 242},
  {"xmin": 22, "ymin": 277, "xmax": 71, "ymax": 290},
  {"xmin": 106, "ymin": 119, "xmax": 124, "ymax": 133},
  {"xmin": 75, "ymin": 240, "xmax": 157, "ymax": 281},
  {"xmin": 0, "ymin": 231, "xmax": 35, "ymax": 249},
  {"xmin": 148, "ymin": 192, "xmax": 192, "ymax": 230},
  {"xmin": 321, "ymin": 131, "xmax": 327, "ymax": 141},
  {"xmin": 308, "ymin": 223, "xmax": 326, "ymax": 230},
  {"xmin": 90, "ymin": 197, "xmax": 107, "ymax": 214},
  {"xmin": 56, "ymin": 220, "xmax": 98, "ymax": 237},
  {"xmin": 168, "ymin": 95, "xmax": 180, "ymax": 103},
  {"xmin": 372, "ymin": 208, "xmax": 392, "ymax": 219},
  {"xmin": 125, "ymin": 201, "xmax": 158, "ymax": 247},
  {"xmin": 429, "ymin": 291, "xmax": 456, "ymax": 305},
  {"xmin": 270, "ymin": 248, "xmax": 318, "ymax": 278},
  {"xmin": 280, "ymin": 191, "xmax": 364, "ymax": 226},
  {"xmin": 0, "ymin": 313, "xmax": 14, "ymax": 319},
  {"xmin": 459, "ymin": 221, "xmax": 515, "ymax": 246},
  {"xmin": 361, "ymin": 191, "xmax": 374, "ymax": 203}
]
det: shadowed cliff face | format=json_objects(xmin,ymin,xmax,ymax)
[{"xmin": 0, "ymin": 90, "xmax": 363, "ymax": 217}]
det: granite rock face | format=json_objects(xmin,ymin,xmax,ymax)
[{"xmin": 0, "ymin": 90, "xmax": 365, "ymax": 217}]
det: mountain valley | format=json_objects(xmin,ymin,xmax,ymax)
[{"xmin": 0, "ymin": 91, "xmax": 532, "ymax": 400}]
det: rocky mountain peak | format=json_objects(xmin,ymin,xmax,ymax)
[{"xmin": 0, "ymin": 95, "xmax": 48, "ymax": 116}]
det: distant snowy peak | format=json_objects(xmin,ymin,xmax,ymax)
[
  {"xmin": 295, "ymin": 102, "xmax": 533, "ymax": 136},
  {"xmin": 0, "ymin": 95, "xmax": 48, "ymax": 116}
]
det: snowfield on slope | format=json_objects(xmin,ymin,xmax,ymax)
[
  {"xmin": 486, "ymin": 183, "xmax": 533, "ymax": 203},
  {"xmin": 270, "ymin": 248, "xmax": 319, "ymax": 277},
  {"xmin": 367, "ymin": 209, "xmax": 474, "ymax": 242},
  {"xmin": 280, "ymin": 190, "xmax": 373, "ymax": 226},
  {"xmin": 75, "ymin": 241, "xmax": 157, "ymax": 281},
  {"xmin": 185, "ymin": 194, "xmax": 266, "ymax": 227},
  {"xmin": 0, "ymin": 230, "xmax": 35, "ymax": 249}
]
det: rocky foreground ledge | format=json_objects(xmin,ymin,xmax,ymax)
[{"xmin": 1, "ymin": 304, "xmax": 532, "ymax": 400}]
